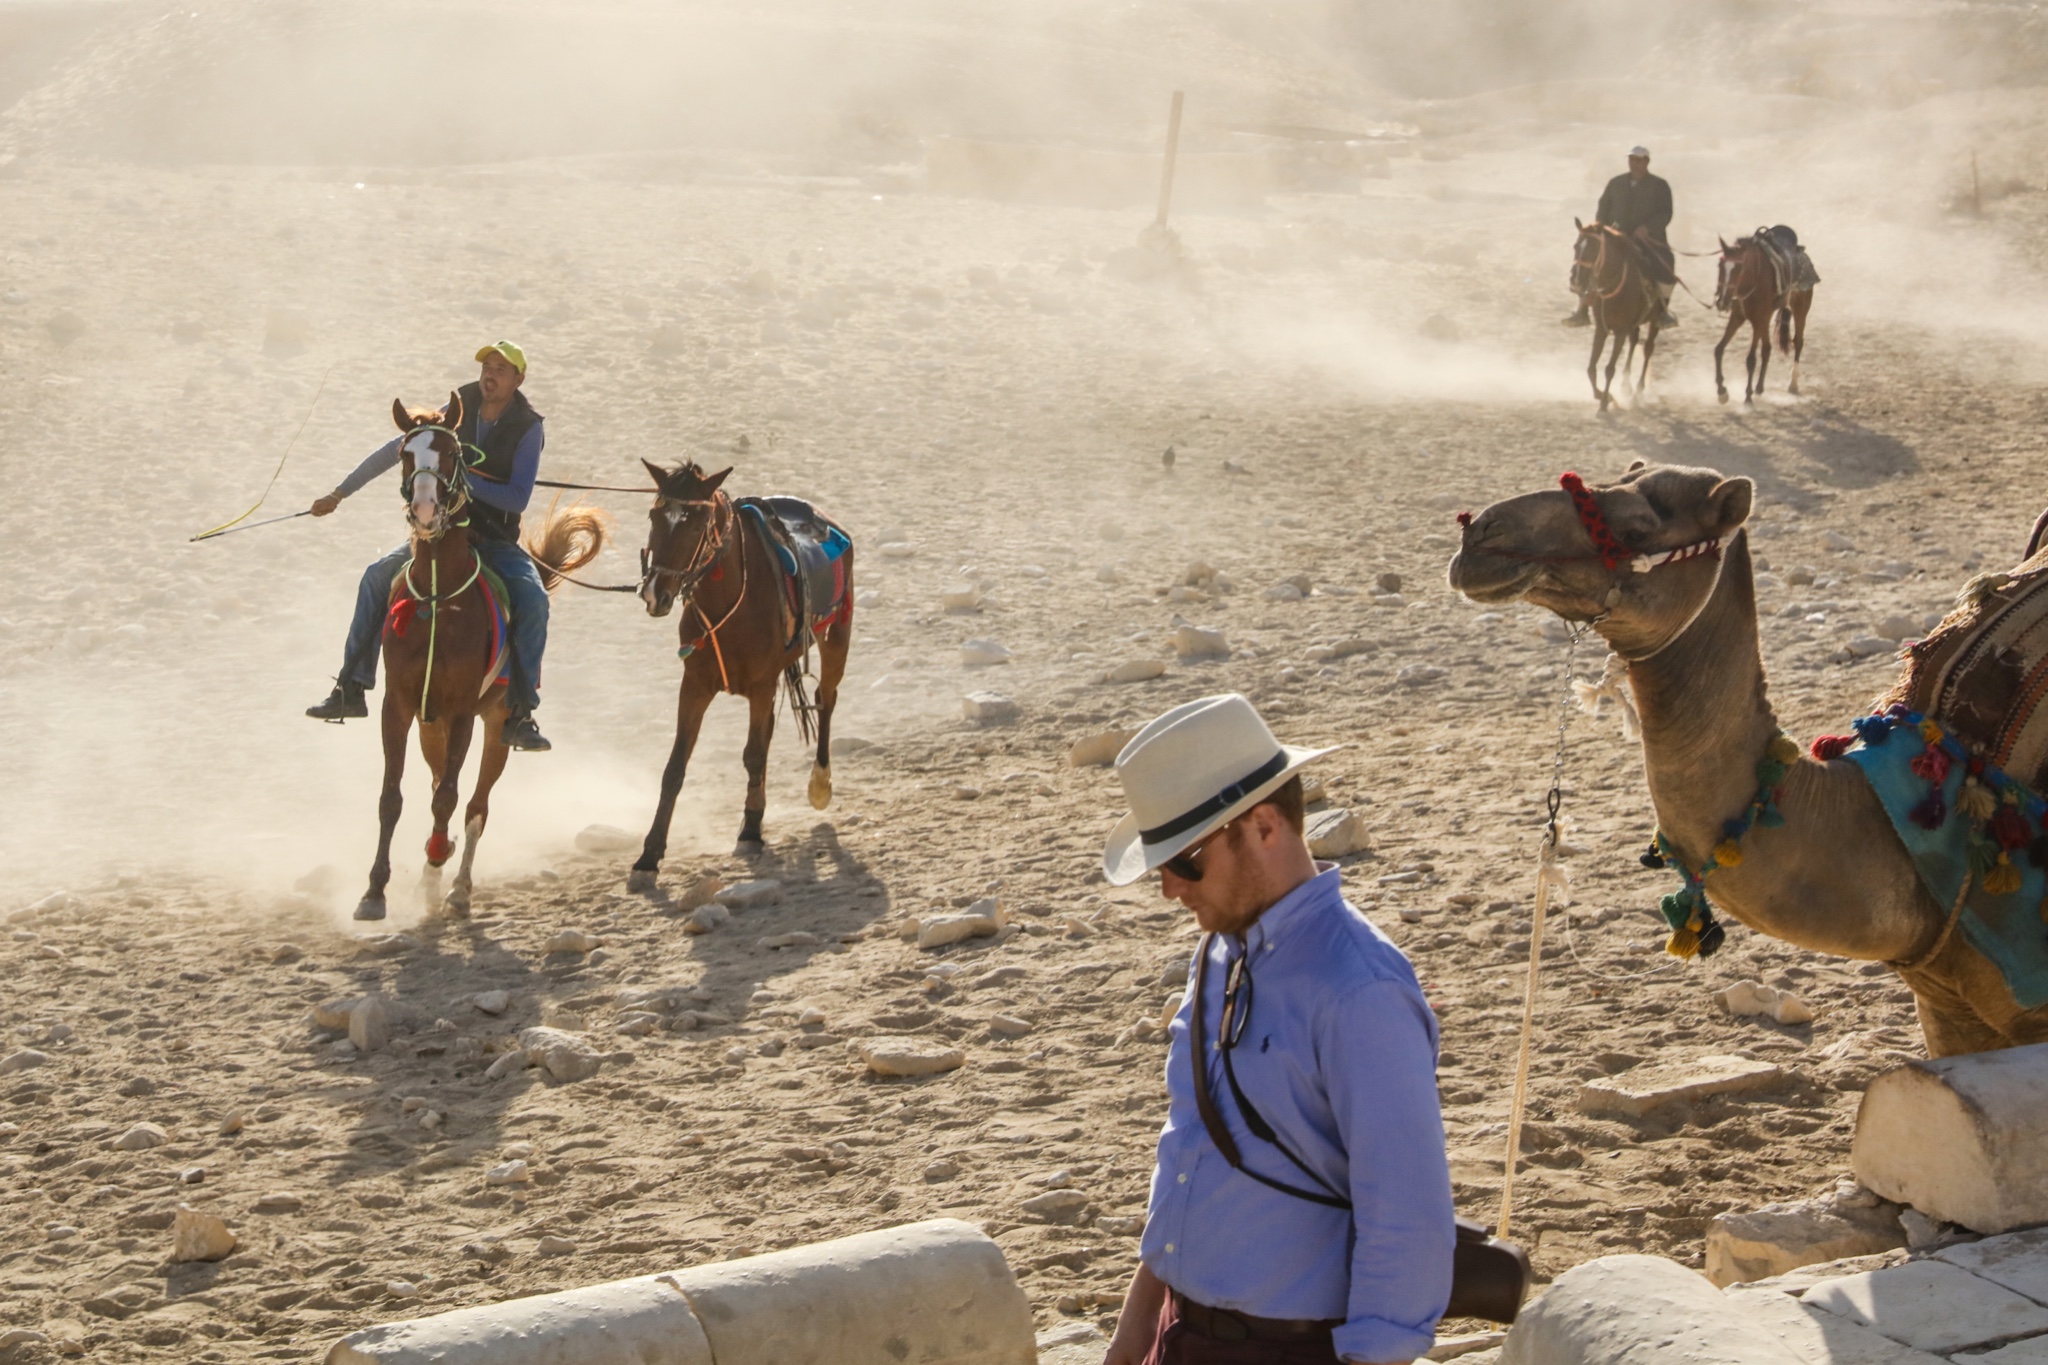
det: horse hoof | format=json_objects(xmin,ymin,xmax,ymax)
[
  {"xmin": 353, "ymin": 897, "xmax": 387, "ymax": 922},
  {"xmin": 734, "ymin": 838, "xmax": 765, "ymax": 859},
  {"xmin": 1717, "ymin": 390, "xmax": 1729, "ymax": 405},
  {"xmin": 627, "ymin": 868, "xmax": 659, "ymax": 894},
  {"xmin": 808, "ymin": 764, "xmax": 832, "ymax": 811},
  {"xmin": 443, "ymin": 890, "xmax": 471, "ymax": 919}
]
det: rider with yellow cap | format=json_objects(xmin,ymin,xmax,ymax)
[{"xmin": 304, "ymin": 342, "xmax": 556, "ymax": 752}]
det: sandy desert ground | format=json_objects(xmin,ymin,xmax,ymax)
[{"xmin": 7, "ymin": 1, "xmax": 2048, "ymax": 1360}]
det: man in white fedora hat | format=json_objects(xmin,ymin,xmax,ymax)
[{"xmin": 1100, "ymin": 694, "xmax": 1453, "ymax": 1365}]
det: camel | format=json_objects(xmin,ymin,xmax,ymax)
[{"xmin": 1447, "ymin": 461, "xmax": 2048, "ymax": 1057}]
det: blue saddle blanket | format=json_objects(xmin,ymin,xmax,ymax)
[{"xmin": 1845, "ymin": 724, "xmax": 2048, "ymax": 1008}]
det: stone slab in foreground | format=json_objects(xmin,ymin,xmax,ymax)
[
  {"xmin": 1800, "ymin": 1258, "xmax": 2048, "ymax": 1356},
  {"xmin": 1575, "ymin": 1054, "xmax": 1786, "ymax": 1118},
  {"xmin": 1499, "ymin": 1254, "xmax": 1804, "ymax": 1365},
  {"xmin": 1852, "ymin": 1040, "xmax": 2048, "ymax": 1234},
  {"xmin": 325, "ymin": 1218, "xmax": 1032, "ymax": 1365}
]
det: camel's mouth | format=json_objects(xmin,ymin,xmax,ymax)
[{"xmin": 1445, "ymin": 546, "xmax": 1542, "ymax": 604}]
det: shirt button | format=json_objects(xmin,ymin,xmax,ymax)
[
  {"xmin": 1165, "ymin": 1242, "xmax": 1176, "ymax": 1253},
  {"xmin": 1177, "ymin": 1173, "xmax": 1188, "ymax": 1184}
]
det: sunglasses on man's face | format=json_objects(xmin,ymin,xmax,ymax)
[{"xmin": 1161, "ymin": 825, "xmax": 1228, "ymax": 883}]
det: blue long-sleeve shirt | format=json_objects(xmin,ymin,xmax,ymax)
[
  {"xmin": 1141, "ymin": 865, "xmax": 1454, "ymax": 1363},
  {"xmin": 334, "ymin": 412, "xmax": 544, "ymax": 516}
]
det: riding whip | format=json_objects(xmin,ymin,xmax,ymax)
[{"xmin": 188, "ymin": 362, "xmax": 334, "ymax": 542}]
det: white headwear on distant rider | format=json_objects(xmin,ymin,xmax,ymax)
[{"xmin": 1629, "ymin": 145, "xmax": 1650, "ymax": 159}]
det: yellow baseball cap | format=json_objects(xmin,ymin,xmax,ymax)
[{"xmin": 475, "ymin": 340, "xmax": 527, "ymax": 374}]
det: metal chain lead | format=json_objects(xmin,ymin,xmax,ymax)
[{"xmin": 1544, "ymin": 625, "xmax": 1584, "ymax": 841}]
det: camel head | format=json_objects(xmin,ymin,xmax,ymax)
[{"xmin": 1447, "ymin": 461, "xmax": 1753, "ymax": 658}]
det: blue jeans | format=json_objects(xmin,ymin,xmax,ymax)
[{"xmin": 340, "ymin": 539, "xmax": 549, "ymax": 713}]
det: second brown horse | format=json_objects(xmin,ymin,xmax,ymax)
[{"xmin": 628, "ymin": 461, "xmax": 854, "ymax": 888}]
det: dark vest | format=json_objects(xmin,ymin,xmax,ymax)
[{"xmin": 456, "ymin": 381, "xmax": 541, "ymax": 544}]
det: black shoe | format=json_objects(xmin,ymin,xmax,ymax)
[
  {"xmin": 1562, "ymin": 310, "xmax": 1591, "ymax": 328},
  {"xmin": 503, "ymin": 712, "xmax": 551, "ymax": 752},
  {"xmin": 307, "ymin": 681, "xmax": 368, "ymax": 721},
  {"xmin": 1659, "ymin": 307, "xmax": 1679, "ymax": 327}
]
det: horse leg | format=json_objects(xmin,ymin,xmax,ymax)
[
  {"xmin": 1636, "ymin": 321, "xmax": 1659, "ymax": 397},
  {"xmin": 808, "ymin": 615, "xmax": 851, "ymax": 811},
  {"xmin": 1713, "ymin": 310, "xmax": 1743, "ymax": 405},
  {"xmin": 629, "ymin": 672, "xmax": 718, "ymax": 892},
  {"xmin": 1587, "ymin": 320, "xmax": 1609, "ymax": 408},
  {"xmin": 1753, "ymin": 309, "xmax": 1774, "ymax": 398},
  {"xmin": 447, "ymin": 706, "xmax": 508, "ymax": 918},
  {"xmin": 1602, "ymin": 329, "xmax": 1625, "ymax": 411},
  {"xmin": 356, "ymin": 694, "xmax": 411, "ymax": 921},
  {"xmin": 1789, "ymin": 293, "xmax": 1810, "ymax": 395},
  {"xmin": 737, "ymin": 681, "xmax": 777, "ymax": 854},
  {"xmin": 423, "ymin": 713, "xmax": 474, "ymax": 913}
]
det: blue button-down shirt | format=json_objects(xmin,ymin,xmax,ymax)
[{"xmin": 1141, "ymin": 865, "xmax": 1453, "ymax": 1363}]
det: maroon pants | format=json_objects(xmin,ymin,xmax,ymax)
[{"xmin": 1142, "ymin": 1293, "xmax": 1342, "ymax": 1365}]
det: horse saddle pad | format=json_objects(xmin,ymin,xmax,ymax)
[
  {"xmin": 1758, "ymin": 226, "xmax": 1820, "ymax": 292},
  {"xmin": 1839, "ymin": 558, "xmax": 2048, "ymax": 1007},
  {"xmin": 740, "ymin": 497, "xmax": 850, "ymax": 622}
]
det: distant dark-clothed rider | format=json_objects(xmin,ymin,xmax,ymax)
[
  {"xmin": 304, "ymin": 341, "xmax": 554, "ymax": 752},
  {"xmin": 1566, "ymin": 145, "xmax": 1677, "ymax": 328}
]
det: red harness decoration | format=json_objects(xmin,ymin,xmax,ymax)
[
  {"xmin": 385, "ymin": 596, "xmax": 420, "ymax": 639},
  {"xmin": 1559, "ymin": 471, "xmax": 1633, "ymax": 571}
]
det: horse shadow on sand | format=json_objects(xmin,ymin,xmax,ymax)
[{"xmin": 1617, "ymin": 410, "xmax": 1919, "ymax": 507}]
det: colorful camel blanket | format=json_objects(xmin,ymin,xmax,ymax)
[{"xmin": 1842, "ymin": 710, "xmax": 2048, "ymax": 1009}]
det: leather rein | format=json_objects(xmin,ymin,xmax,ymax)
[{"xmin": 642, "ymin": 490, "xmax": 751, "ymax": 669}]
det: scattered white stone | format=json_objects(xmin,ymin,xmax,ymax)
[
  {"xmin": 1102, "ymin": 659, "xmax": 1166, "ymax": 684},
  {"xmin": 112, "ymin": 1122, "xmax": 168, "ymax": 1151},
  {"xmin": 918, "ymin": 899, "xmax": 1005, "ymax": 949},
  {"xmin": 546, "ymin": 928, "xmax": 604, "ymax": 954},
  {"xmin": 963, "ymin": 691, "xmax": 1020, "ymax": 723},
  {"xmin": 714, "ymin": 880, "xmax": 783, "ymax": 910},
  {"xmin": 219, "ymin": 1112, "xmax": 246, "ymax": 1135},
  {"xmin": 685, "ymin": 903, "xmax": 732, "ymax": 935},
  {"xmin": 1396, "ymin": 664, "xmax": 1448, "ymax": 687},
  {"xmin": 1371, "ymin": 593, "xmax": 1407, "ymax": 608},
  {"xmin": 1577, "ymin": 1055, "xmax": 1788, "ymax": 1117},
  {"xmin": 0, "ymin": 1330, "xmax": 47, "ymax": 1351},
  {"xmin": 311, "ymin": 998, "xmax": 358, "ymax": 1030},
  {"xmin": 387, "ymin": 1280, "xmax": 420, "ymax": 1298},
  {"xmin": 854, "ymin": 587, "xmax": 883, "ymax": 608},
  {"xmin": 1262, "ymin": 582, "xmax": 1305, "ymax": 601},
  {"xmin": 485, "ymin": 1159, "xmax": 533, "ymax": 1186},
  {"xmin": 878, "ymin": 542, "xmax": 916, "ymax": 559},
  {"xmin": 1844, "ymin": 635, "xmax": 1895, "ymax": 658},
  {"xmin": 990, "ymin": 1014, "xmax": 1034, "ymax": 1037},
  {"xmin": 942, "ymin": 584, "xmax": 984, "ymax": 612},
  {"xmin": 1060, "ymin": 914, "xmax": 1096, "ymax": 937},
  {"xmin": 253, "ymin": 1191, "xmax": 304, "ymax": 1212},
  {"xmin": 484, "ymin": 1051, "xmax": 530, "ymax": 1081},
  {"xmin": 859, "ymin": 1036, "xmax": 966, "ymax": 1078},
  {"xmin": 1021, "ymin": 1189, "xmax": 1089, "ymax": 1219},
  {"xmin": 1097, "ymin": 1215, "xmax": 1144, "ymax": 1236},
  {"xmin": 1705, "ymin": 1193, "xmax": 1905, "ymax": 1286},
  {"xmin": 519, "ymin": 1027, "xmax": 604, "ymax": 1083},
  {"xmin": 1873, "ymin": 613, "xmax": 1923, "ymax": 642},
  {"xmin": 537, "ymin": 1235, "xmax": 575, "ymax": 1256},
  {"xmin": 418, "ymin": 1110, "xmax": 443, "ymax": 1131},
  {"xmin": 1305, "ymin": 808, "xmax": 1371, "ymax": 858},
  {"xmin": 0, "ymin": 1049, "xmax": 50, "ymax": 1075},
  {"xmin": 1171, "ymin": 625, "xmax": 1230, "ymax": 659},
  {"xmin": 1713, "ymin": 979, "xmax": 1814, "ymax": 1025},
  {"xmin": 616, "ymin": 1012, "xmax": 661, "ymax": 1036},
  {"xmin": 924, "ymin": 1159, "xmax": 960, "ymax": 1181},
  {"xmin": 573, "ymin": 825, "xmax": 640, "ymax": 854},
  {"xmin": 1854, "ymin": 1041, "xmax": 2048, "ymax": 1233},
  {"xmin": 171, "ymin": 1205, "xmax": 236, "ymax": 1263},
  {"xmin": 1821, "ymin": 530, "xmax": 1857, "ymax": 552},
  {"xmin": 349, "ymin": 996, "xmax": 391, "ymax": 1053},
  {"xmin": 1068, "ymin": 728, "xmax": 1137, "ymax": 768},
  {"xmin": 961, "ymin": 638, "xmax": 1012, "ymax": 666},
  {"xmin": 473, "ymin": 990, "xmax": 510, "ymax": 1016}
]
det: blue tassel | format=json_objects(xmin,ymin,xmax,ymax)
[{"xmin": 1852, "ymin": 714, "xmax": 1893, "ymax": 745}]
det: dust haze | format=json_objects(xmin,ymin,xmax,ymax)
[{"xmin": 4, "ymin": 0, "xmax": 2048, "ymax": 1346}]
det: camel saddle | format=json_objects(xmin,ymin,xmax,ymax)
[{"xmin": 1837, "ymin": 553, "xmax": 2048, "ymax": 1007}]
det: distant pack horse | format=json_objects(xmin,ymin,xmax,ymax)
[
  {"xmin": 354, "ymin": 394, "xmax": 606, "ymax": 921},
  {"xmin": 628, "ymin": 462, "xmax": 854, "ymax": 888},
  {"xmin": 1713, "ymin": 229, "xmax": 1816, "ymax": 404},
  {"xmin": 1571, "ymin": 219, "xmax": 1663, "ymax": 411}
]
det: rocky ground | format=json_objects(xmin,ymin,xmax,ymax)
[{"xmin": 9, "ymin": 3, "xmax": 2048, "ymax": 1361}]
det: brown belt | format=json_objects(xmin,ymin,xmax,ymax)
[{"xmin": 1172, "ymin": 1291, "xmax": 1342, "ymax": 1343}]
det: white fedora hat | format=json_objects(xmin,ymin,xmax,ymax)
[{"xmin": 1102, "ymin": 693, "xmax": 1338, "ymax": 886}]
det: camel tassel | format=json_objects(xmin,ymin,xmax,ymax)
[{"xmin": 1573, "ymin": 654, "xmax": 1640, "ymax": 741}]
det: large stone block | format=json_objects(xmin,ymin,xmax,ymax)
[
  {"xmin": 1500, "ymin": 1255, "xmax": 1803, "ymax": 1365},
  {"xmin": 325, "ymin": 1219, "xmax": 1031, "ymax": 1365},
  {"xmin": 1935, "ymin": 1225, "xmax": 2048, "ymax": 1305},
  {"xmin": 1724, "ymin": 1286, "xmax": 1949, "ymax": 1365},
  {"xmin": 1852, "ymin": 1040, "xmax": 2048, "ymax": 1234},
  {"xmin": 1705, "ymin": 1196, "xmax": 1905, "ymax": 1287},
  {"xmin": 1575, "ymin": 1054, "xmax": 1787, "ymax": 1118},
  {"xmin": 1801, "ymin": 1259, "xmax": 2048, "ymax": 1356}
]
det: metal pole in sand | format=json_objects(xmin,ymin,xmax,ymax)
[{"xmin": 1154, "ymin": 90, "xmax": 1185, "ymax": 228}]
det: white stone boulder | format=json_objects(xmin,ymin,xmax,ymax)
[
  {"xmin": 1170, "ymin": 625, "xmax": 1229, "ymax": 660},
  {"xmin": 858, "ymin": 1037, "xmax": 966, "ymax": 1078},
  {"xmin": 1852, "ymin": 1040, "xmax": 2048, "ymax": 1233},
  {"xmin": 1068, "ymin": 728, "xmax": 1137, "ymax": 768},
  {"xmin": 1934, "ymin": 1224, "xmax": 2048, "ymax": 1304},
  {"xmin": 916, "ymin": 899, "xmax": 1004, "ymax": 949},
  {"xmin": 1712, "ymin": 979, "xmax": 1813, "ymax": 1026},
  {"xmin": 1705, "ymin": 1193, "xmax": 1905, "ymax": 1287},
  {"xmin": 713, "ymin": 880, "xmax": 783, "ymax": 910},
  {"xmin": 1500, "ymin": 1254, "xmax": 1803, "ymax": 1365},
  {"xmin": 1576, "ymin": 1054, "xmax": 1787, "ymax": 1117},
  {"xmin": 1304, "ymin": 808, "xmax": 1370, "ymax": 858},
  {"xmin": 518, "ymin": 1027, "xmax": 603, "ymax": 1083}
]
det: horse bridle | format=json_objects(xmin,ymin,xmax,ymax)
[
  {"xmin": 640, "ymin": 489, "xmax": 740, "ymax": 605},
  {"xmin": 1461, "ymin": 472, "xmax": 1734, "ymax": 660},
  {"xmin": 401, "ymin": 425, "xmax": 472, "ymax": 542}
]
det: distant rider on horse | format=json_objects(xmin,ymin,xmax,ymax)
[
  {"xmin": 304, "ymin": 341, "xmax": 555, "ymax": 752},
  {"xmin": 1566, "ymin": 145, "xmax": 1678, "ymax": 328}
]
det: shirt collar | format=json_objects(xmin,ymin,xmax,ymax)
[{"xmin": 1242, "ymin": 861, "xmax": 1341, "ymax": 954}]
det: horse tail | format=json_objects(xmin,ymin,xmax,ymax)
[
  {"xmin": 525, "ymin": 495, "xmax": 611, "ymax": 592},
  {"xmin": 1776, "ymin": 304, "xmax": 1792, "ymax": 350}
]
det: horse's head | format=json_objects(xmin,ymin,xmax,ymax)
[
  {"xmin": 1714, "ymin": 235, "xmax": 1740, "ymax": 310},
  {"xmin": 639, "ymin": 459, "xmax": 733, "ymax": 617},
  {"xmin": 1570, "ymin": 219, "xmax": 1607, "ymax": 295},
  {"xmin": 1447, "ymin": 461, "xmax": 1754, "ymax": 659},
  {"xmin": 391, "ymin": 391, "xmax": 468, "ymax": 538}
]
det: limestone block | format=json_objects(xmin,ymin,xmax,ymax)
[
  {"xmin": 1068, "ymin": 728, "xmax": 1137, "ymax": 768},
  {"xmin": 325, "ymin": 1271, "xmax": 713, "ymax": 1365},
  {"xmin": 1499, "ymin": 1254, "xmax": 1803, "ymax": 1365},
  {"xmin": 1724, "ymin": 1286, "xmax": 1948, "ymax": 1365},
  {"xmin": 1304, "ymin": 808, "xmax": 1369, "ymax": 858},
  {"xmin": 1705, "ymin": 1197, "xmax": 1905, "ymax": 1287},
  {"xmin": 1935, "ymin": 1225, "xmax": 2048, "ymax": 1306},
  {"xmin": 1962, "ymin": 1336, "xmax": 2048, "ymax": 1364},
  {"xmin": 858, "ymin": 1037, "xmax": 965, "ymax": 1078},
  {"xmin": 962, "ymin": 691, "xmax": 1019, "ymax": 723},
  {"xmin": 664, "ymin": 1219, "xmax": 1032, "ymax": 1365},
  {"xmin": 1576, "ymin": 1055, "xmax": 1787, "ymax": 1117},
  {"xmin": 1801, "ymin": 1259, "xmax": 2048, "ymax": 1355},
  {"xmin": 1852, "ymin": 1041, "xmax": 2048, "ymax": 1233}
]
